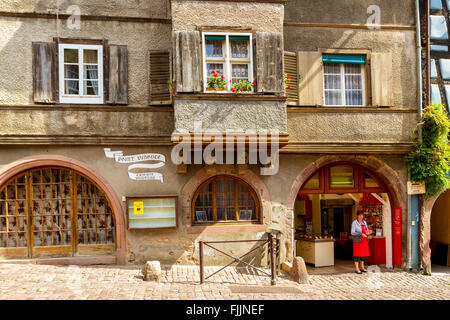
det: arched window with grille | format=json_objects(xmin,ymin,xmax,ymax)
[
  {"xmin": 192, "ymin": 176, "xmax": 260, "ymax": 224},
  {"xmin": 0, "ymin": 167, "xmax": 115, "ymax": 259}
]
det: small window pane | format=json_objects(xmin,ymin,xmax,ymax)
[
  {"xmin": 84, "ymin": 65, "xmax": 98, "ymax": 80},
  {"xmin": 231, "ymin": 64, "xmax": 249, "ymax": 79},
  {"xmin": 84, "ymin": 80, "xmax": 99, "ymax": 96},
  {"xmin": 205, "ymin": 40, "xmax": 224, "ymax": 58},
  {"xmin": 83, "ymin": 49, "xmax": 98, "ymax": 64},
  {"xmin": 325, "ymin": 74, "xmax": 341, "ymax": 89},
  {"xmin": 217, "ymin": 207, "xmax": 225, "ymax": 220},
  {"xmin": 231, "ymin": 40, "xmax": 249, "ymax": 59},
  {"xmin": 303, "ymin": 173, "xmax": 320, "ymax": 190},
  {"xmin": 65, "ymin": 80, "xmax": 79, "ymax": 95},
  {"xmin": 64, "ymin": 65, "xmax": 79, "ymax": 79},
  {"xmin": 364, "ymin": 172, "xmax": 381, "ymax": 189},
  {"xmin": 207, "ymin": 63, "xmax": 224, "ymax": 77},
  {"xmin": 344, "ymin": 75, "xmax": 362, "ymax": 90},
  {"xmin": 325, "ymin": 91, "xmax": 342, "ymax": 105},
  {"xmin": 330, "ymin": 166, "xmax": 355, "ymax": 189},
  {"xmin": 345, "ymin": 91, "xmax": 363, "ymax": 106},
  {"xmin": 226, "ymin": 208, "xmax": 235, "ymax": 220},
  {"xmin": 64, "ymin": 49, "xmax": 78, "ymax": 63},
  {"xmin": 324, "ymin": 63, "xmax": 341, "ymax": 74},
  {"xmin": 344, "ymin": 64, "xmax": 361, "ymax": 75}
]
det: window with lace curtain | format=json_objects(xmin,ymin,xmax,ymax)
[
  {"xmin": 323, "ymin": 54, "xmax": 366, "ymax": 106},
  {"xmin": 58, "ymin": 44, "xmax": 103, "ymax": 104}
]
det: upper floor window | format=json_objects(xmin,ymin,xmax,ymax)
[
  {"xmin": 58, "ymin": 44, "xmax": 103, "ymax": 104},
  {"xmin": 202, "ymin": 33, "xmax": 254, "ymax": 93},
  {"xmin": 323, "ymin": 54, "xmax": 366, "ymax": 106}
]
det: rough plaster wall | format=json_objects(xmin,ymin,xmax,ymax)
[
  {"xmin": 284, "ymin": 0, "xmax": 415, "ymax": 26},
  {"xmin": 171, "ymin": 0, "xmax": 283, "ymax": 32},
  {"xmin": 0, "ymin": 109, "xmax": 174, "ymax": 137},
  {"xmin": 284, "ymin": 27, "xmax": 418, "ymax": 109},
  {"xmin": 0, "ymin": 146, "xmax": 409, "ymax": 265},
  {"xmin": 0, "ymin": 0, "xmax": 170, "ymax": 19},
  {"xmin": 287, "ymin": 111, "xmax": 418, "ymax": 143},
  {"xmin": 174, "ymin": 100, "xmax": 288, "ymax": 133},
  {"xmin": 0, "ymin": 17, "xmax": 171, "ymax": 105}
]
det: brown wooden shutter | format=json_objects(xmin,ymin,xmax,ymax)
[
  {"xmin": 106, "ymin": 45, "xmax": 128, "ymax": 105},
  {"xmin": 32, "ymin": 42, "xmax": 57, "ymax": 104},
  {"xmin": 255, "ymin": 32, "xmax": 284, "ymax": 93},
  {"xmin": 297, "ymin": 51, "xmax": 323, "ymax": 106},
  {"xmin": 371, "ymin": 52, "xmax": 394, "ymax": 107},
  {"xmin": 173, "ymin": 31, "xmax": 202, "ymax": 93},
  {"xmin": 284, "ymin": 51, "xmax": 298, "ymax": 105},
  {"xmin": 149, "ymin": 50, "xmax": 172, "ymax": 105}
]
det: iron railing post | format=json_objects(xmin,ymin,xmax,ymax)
[
  {"xmin": 199, "ymin": 241, "xmax": 204, "ymax": 284},
  {"xmin": 269, "ymin": 233, "xmax": 276, "ymax": 285}
]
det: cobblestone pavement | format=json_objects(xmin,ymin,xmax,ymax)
[{"xmin": 0, "ymin": 263, "xmax": 448, "ymax": 300}]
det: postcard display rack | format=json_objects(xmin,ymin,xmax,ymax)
[{"xmin": 126, "ymin": 196, "xmax": 178, "ymax": 229}]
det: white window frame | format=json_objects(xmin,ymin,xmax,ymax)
[
  {"xmin": 202, "ymin": 32, "xmax": 253, "ymax": 93},
  {"xmin": 323, "ymin": 63, "xmax": 366, "ymax": 107},
  {"xmin": 58, "ymin": 43, "xmax": 103, "ymax": 104}
]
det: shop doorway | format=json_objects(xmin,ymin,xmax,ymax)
[
  {"xmin": 293, "ymin": 162, "xmax": 393, "ymax": 271},
  {"xmin": 430, "ymin": 189, "xmax": 450, "ymax": 268},
  {"xmin": 0, "ymin": 167, "xmax": 116, "ymax": 260}
]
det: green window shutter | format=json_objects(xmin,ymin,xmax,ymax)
[
  {"xmin": 205, "ymin": 35, "xmax": 226, "ymax": 41},
  {"xmin": 322, "ymin": 54, "xmax": 366, "ymax": 64},
  {"xmin": 229, "ymin": 36, "xmax": 250, "ymax": 41}
]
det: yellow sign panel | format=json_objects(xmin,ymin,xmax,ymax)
[{"xmin": 134, "ymin": 201, "xmax": 144, "ymax": 215}]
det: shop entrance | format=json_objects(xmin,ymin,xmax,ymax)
[
  {"xmin": 430, "ymin": 189, "xmax": 450, "ymax": 268},
  {"xmin": 294, "ymin": 162, "xmax": 393, "ymax": 271},
  {"xmin": 0, "ymin": 167, "xmax": 116, "ymax": 260}
]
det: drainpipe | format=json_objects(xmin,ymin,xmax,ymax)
[{"xmin": 408, "ymin": 0, "xmax": 424, "ymax": 270}]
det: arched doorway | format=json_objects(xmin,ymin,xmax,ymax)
[
  {"xmin": 0, "ymin": 167, "xmax": 115, "ymax": 259},
  {"xmin": 0, "ymin": 155, "xmax": 126, "ymax": 264},
  {"xmin": 287, "ymin": 157, "xmax": 406, "ymax": 271},
  {"xmin": 430, "ymin": 190, "xmax": 450, "ymax": 269}
]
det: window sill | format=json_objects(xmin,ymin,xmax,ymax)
[
  {"xmin": 186, "ymin": 224, "xmax": 267, "ymax": 234},
  {"xmin": 174, "ymin": 93, "xmax": 286, "ymax": 101}
]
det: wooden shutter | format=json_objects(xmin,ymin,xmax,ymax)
[
  {"xmin": 255, "ymin": 32, "xmax": 284, "ymax": 93},
  {"xmin": 284, "ymin": 51, "xmax": 298, "ymax": 105},
  {"xmin": 173, "ymin": 31, "xmax": 202, "ymax": 93},
  {"xmin": 107, "ymin": 45, "xmax": 128, "ymax": 104},
  {"xmin": 371, "ymin": 52, "xmax": 394, "ymax": 107},
  {"xmin": 297, "ymin": 51, "xmax": 323, "ymax": 106},
  {"xmin": 32, "ymin": 42, "xmax": 57, "ymax": 104},
  {"xmin": 149, "ymin": 50, "xmax": 171, "ymax": 105}
]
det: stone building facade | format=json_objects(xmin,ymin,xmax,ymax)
[{"xmin": 0, "ymin": 0, "xmax": 420, "ymax": 270}]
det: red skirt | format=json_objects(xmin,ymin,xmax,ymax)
[{"xmin": 353, "ymin": 237, "xmax": 370, "ymax": 257}]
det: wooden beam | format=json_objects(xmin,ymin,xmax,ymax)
[
  {"xmin": 284, "ymin": 21, "xmax": 415, "ymax": 31},
  {"xmin": 0, "ymin": 11, "xmax": 171, "ymax": 24}
]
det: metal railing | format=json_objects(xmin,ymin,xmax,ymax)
[{"xmin": 199, "ymin": 232, "xmax": 281, "ymax": 285}]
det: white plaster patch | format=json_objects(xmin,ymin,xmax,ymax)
[{"xmin": 104, "ymin": 148, "xmax": 166, "ymax": 182}]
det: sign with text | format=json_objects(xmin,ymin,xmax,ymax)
[{"xmin": 407, "ymin": 181, "xmax": 426, "ymax": 195}]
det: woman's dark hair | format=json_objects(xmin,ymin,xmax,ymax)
[{"xmin": 357, "ymin": 211, "xmax": 365, "ymax": 216}]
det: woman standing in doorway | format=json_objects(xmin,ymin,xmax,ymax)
[{"xmin": 351, "ymin": 212, "xmax": 371, "ymax": 274}]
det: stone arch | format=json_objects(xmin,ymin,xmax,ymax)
[
  {"xmin": 0, "ymin": 155, "xmax": 126, "ymax": 264},
  {"xmin": 179, "ymin": 166, "xmax": 271, "ymax": 229},
  {"xmin": 285, "ymin": 155, "xmax": 407, "ymax": 262},
  {"xmin": 421, "ymin": 190, "xmax": 449, "ymax": 275}
]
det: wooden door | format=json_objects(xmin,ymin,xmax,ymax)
[{"xmin": 0, "ymin": 167, "xmax": 116, "ymax": 260}]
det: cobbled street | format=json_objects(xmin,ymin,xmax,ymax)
[{"xmin": 0, "ymin": 263, "xmax": 448, "ymax": 300}]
